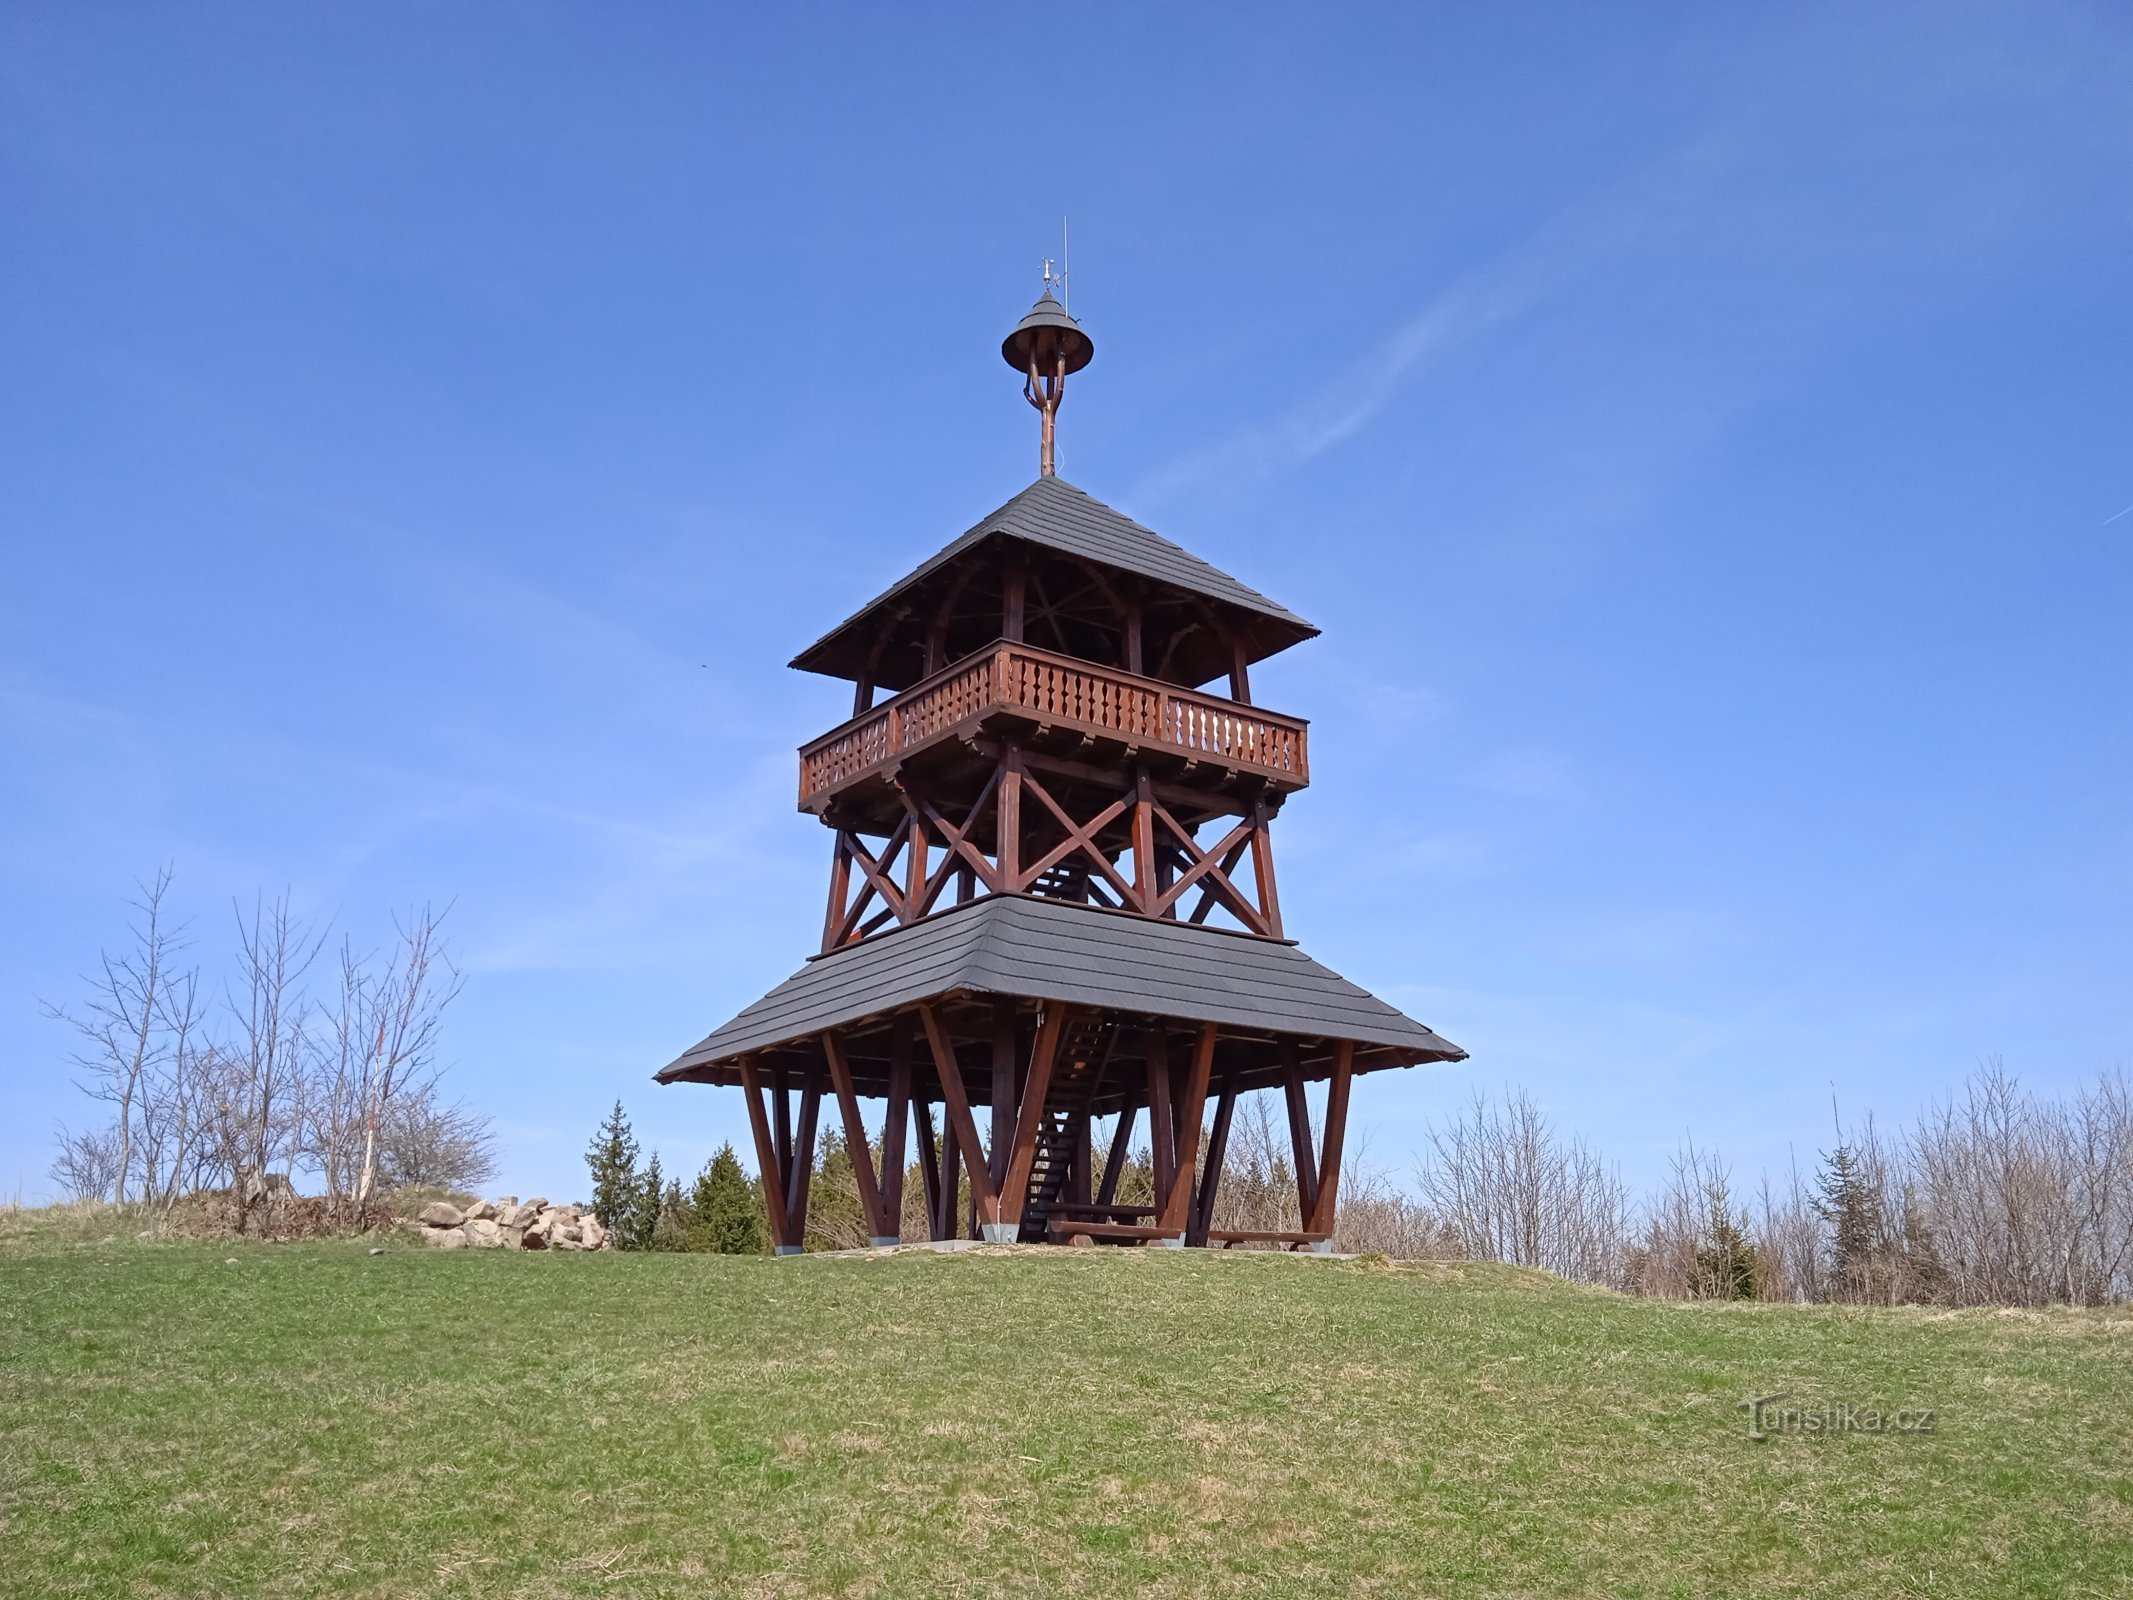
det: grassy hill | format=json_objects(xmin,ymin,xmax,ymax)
[{"xmin": 3, "ymin": 1224, "xmax": 2130, "ymax": 1598}]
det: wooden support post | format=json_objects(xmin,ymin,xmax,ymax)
[
  {"xmin": 1228, "ymin": 635, "xmax": 1251, "ymax": 704},
  {"xmin": 1097, "ymin": 1098, "xmax": 1137, "ymax": 1207},
  {"xmin": 1131, "ymin": 768, "xmax": 1157, "ymax": 914},
  {"xmin": 1251, "ymin": 800, "xmax": 1283, "ymax": 939},
  {"xmin": 852, "ymin": 673, "xmax": 873, "ymax": 717},
  {"xmin": 1070, "ymin": 1114, "xmax": 1093, "ymax": 1208},
  {"xmin": 1159, "ymin": 1023, "xmax": 1219, "ymax": 1234},
  {"xmin": 822, "ymin": 835, "xmax": 853, "ymax": 954},
  {"xmin": 822, "ymin": 1033, "xmax": 893, "ymax": 1245},
  {"xmin": 914, "ymin": 1097, "xmax": 943, "ymax": 1241},
  {"xmin": 919, "ymin": 1005, "xmax": 999, "ymax": 1227},
  {"xmin": 999, "ymin": 1006, "xmax": 1068, "ymax": 1228},
  {"xmin": 990, "ymin": 999, "xmax": 1017, "ymax": 1191},
  {"xmin": 881, "ymin": 1022, "xmax": 912, "ymax": 1236},
  {"xmin": 1307, "ymin": 1041, "xmax": 1355, "ymax": 1238},
  {"xmin": 1190, "ymin": 1071, "xmax": 1240, "ymax": 1247},
  {"xmin": 936, "ymin": 1106, "xmax": 960, "ymax": 1241},
  {"xmin": 999, "ymin": 744, "xmax": 1024, "ymax": 891},
  {"xmin": 1146, "ymin": 1033, "xmax": 1174, "ymax": 1204},
  {"xmin": 786, "ymin": 1082, "xmax": 821, "ymax": 1237},
  {"xmin": 1281, "ymin": 1045, "xmax": 1319, "ymax": 1227},
  {"xmin": 906, "ymin": 809, "xmax": 928, "ymax": 915},
  {"xmin": 738, "ymin": 1056, "xmax": 795, "ymax": 1252},
  {"xmin": 1123, "ymin": 596, "xmax": 1144, "ymax": 676},
  {"xmin": 772, "ymin": 1066, "xmax": 793, "ymax": 1178}
]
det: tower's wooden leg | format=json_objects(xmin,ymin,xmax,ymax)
[
  {"xmin": 1189, "ymin": 1071, "xmax": 1238, "ymax": 1247},
  {"xmin": 1305, "ymin": 1041, "xmax": 1355, "ymax": 1246}
]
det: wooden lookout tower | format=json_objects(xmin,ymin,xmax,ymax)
[{"xmin": 657, "ymin": 283, "xmax": 1466, "ymax": 1252}]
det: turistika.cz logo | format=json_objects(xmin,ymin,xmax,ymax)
[{"xmin": 1739, "ymin": 1393, "xmax": 1938, "ymax": 1441}]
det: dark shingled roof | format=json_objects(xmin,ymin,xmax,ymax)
[
  {"xmin": 656, "ymin": 894, "xmax": 1463, "ymax": 1081},
  {"xmin": 790, "ymin": 476, "xmax": 1318, "ymax": 681}
]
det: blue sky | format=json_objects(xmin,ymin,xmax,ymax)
[{"xmin": 4, "ymin": 4, "xmax": 2129, "ymax": 1204}]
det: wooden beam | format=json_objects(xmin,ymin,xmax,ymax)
[
  {"xmin": 990, "ymin": 999, "xmax": 1018, "ymax": 1190},
  {"xmin": 737, "ymin": 1056, "xmax": 794, "ymax": 1251},
  {"xmin": 998, "ymin": 744, "xmax": 1023, "ymax": 891},
  {"xmin": 1251, "ymin": 799, "xmax": 1283, "ymax": 938},
  {"xmin": 1017, "ymin": 768, "xmax": 1137, "ymax": 905},
  {"xmin": 1131, "ymin": 768, "xmax": 1157, "ymax": 914},
  {"xmin": 822, "ymin": 1033, "xmax": 892, "ymax": 1243},
  {"xmin": 919, "ymin": 1004, "xmax": 999, "ymax": 1224},
  {"xmin": 881, "ymin": 1023, "xmax": 912, "ymax": 1236},
  {"xmin": 822, "ymin": 834, "xmax": 853, "ymax": 954},
  {"xmin": 914, "ymin": 1097, "xmax": 944, "ymax": 1241},
  {"xmin": 1146, "ymin": 1032, "xmax": 1174, "ymax": 1204},
  {"xmin": 1158, "ymin": 1023, "xmax": 1219, "ymax": 1234},
  {"xmin": 1190, "ymin": 1071, "xmax": 1240, "ymax": 1247},
  {"xmin": 1307, "ymin": 1040, "xmax": 1355, "ymax": 1237},
  {"xmin": 970, "ymin": 740, "xmax": 1268, "ymax": 822},
  {"xmin": 1282, "ymin": 1045, "xmax": 1319, "ymax": 1225},
  {"xmin": 772, "ymin": 1066, "xmax": 793, "ymax": 1178},
  {"xmin": 1097, "ymin": 1098, "xmax": 1138, "ymax": 1207},
  {"xmin": 999, "ymin": 1005, "xmax": 1069, "ymax": 1227},
  {"xmin": 786, "ymin": 1082, "xmax": 821, "ymax": 1235}
]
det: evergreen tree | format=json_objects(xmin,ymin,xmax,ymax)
[
  {"xmin": 628, "ymin": 1149, "xmax": 666, "ymax": 1251},
  {"xmin": 1693, "ymin": 1188, "xmax": 1760, "ymax": 1300},
  {"xmin": 585, "ymin": 1101, "xmax": 641, "ymax": 1236},
  {"xmin": 688, "ymin": 1143, "xmax": 768, "ymax": 1254},
  {"xmin": 1817, "ymin": 1145, "xmax": 1884, "ymax": 1298}
]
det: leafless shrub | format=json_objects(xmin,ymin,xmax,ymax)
[
  {"xmin": 43, "ymin": 874, "xmax": 484, "ymax": 1237},
  {"xmin": 1415, "ymin": 1088, "xmax": 1633, "ymax": 1287}
]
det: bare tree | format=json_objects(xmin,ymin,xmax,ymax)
[
  {"xmin": 1416, "ymin": 1088, "xmax": 1632, "ymax": 1286},
  {"xmin": 377, "ymin": 1085, "xmax": 496, "ymax": 1193},
  {"xmin": 225, "ymin": 892, "xmax": 324, "ymax": 1231},
  {"xmin": 42, "ymin": 868, "xmax": 188, "ymax": 1206}
]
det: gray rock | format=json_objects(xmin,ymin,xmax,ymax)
[
  {"xmin": 553, "ymin": 1223, "xmax": 583, "ymax": 1245},
  {"xmin": 463, "ymin": 1200, "xmax": 498, "ymax": 1222},
  {"xmin": 465, "ymin": 1218, "xmax": 505, "ymax": 1248},
  {"xmin": 495, "ymin": 1203, "xmax": 523, "ymax": 1228},
  {"xmin": 418, "ymin": 1201, "xmax": 465, "ymax": 1228},
  {"xmin": 580, "ymin": 1218, "xmax": 607, "ymax": 1250},
  {"xmin": 427, "ymin": 1226, "xmax": 467, "ymax": 1250},
  {"xmin": 519, "ymin": 1224, "xmax": 548, "ymax": 1250},
  {"xmin": 519, "ymin": 1197, "xmax": 548, "ymax": 1215}
]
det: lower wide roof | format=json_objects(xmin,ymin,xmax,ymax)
[{"xmin": 656, "ymin": 894, "xmax": 1464, "ymax": 1081}]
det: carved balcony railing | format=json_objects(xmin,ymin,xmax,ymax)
[{"xmin": 798, "ymin": 640, "xmax": 1310, "ymax": 807}]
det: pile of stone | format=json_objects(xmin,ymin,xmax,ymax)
[{"xmin": 412, "ymin": 1196, "xmax": 610, "ymax": 1251}]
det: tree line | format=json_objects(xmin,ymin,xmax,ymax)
[
  {"xmin": 588, "ymin": 1060, "xmax": 2133, "ymax": 1307},
  {"xmin": 45, "ymin": 871, "xmax": 492, "ymax": 1231}
]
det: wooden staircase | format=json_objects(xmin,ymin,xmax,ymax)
[{"xmin": 1017, "ymin": 1012, "xmax": 1119, "ymax": 1241}]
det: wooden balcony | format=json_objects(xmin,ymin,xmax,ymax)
[{"xmin": 798, "ymin": 640, "xmax": 1309, "ymax": 809}]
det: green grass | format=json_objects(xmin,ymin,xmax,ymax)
[{"xmin": 3, "ymin": 1226, "xmax": 2130, "ymax": 1598}]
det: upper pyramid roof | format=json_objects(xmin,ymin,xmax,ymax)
[{"xmin": 790, "ymin": 476, "xmax": 1318, "ymax": 687}]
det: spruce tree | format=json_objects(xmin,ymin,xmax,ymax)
[
  {"xmin": 585, "ymin": 1101, "xmax": 641, "ymax": 1236},
  {"xmin": 690, "ymin": 1143, "xmax": 767, "ymax": 1254},
  {"xmin": 1694, "ymin": 1190, "xmax": 1760, "ymax": 1300},
  {"xmin": 629, "ymin": 1150, "xmax": 666, "ymax": 1251},
  {"xmin": 1817, "ymin": 1145, "xmax": 1884, "ymax": 1298}
]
